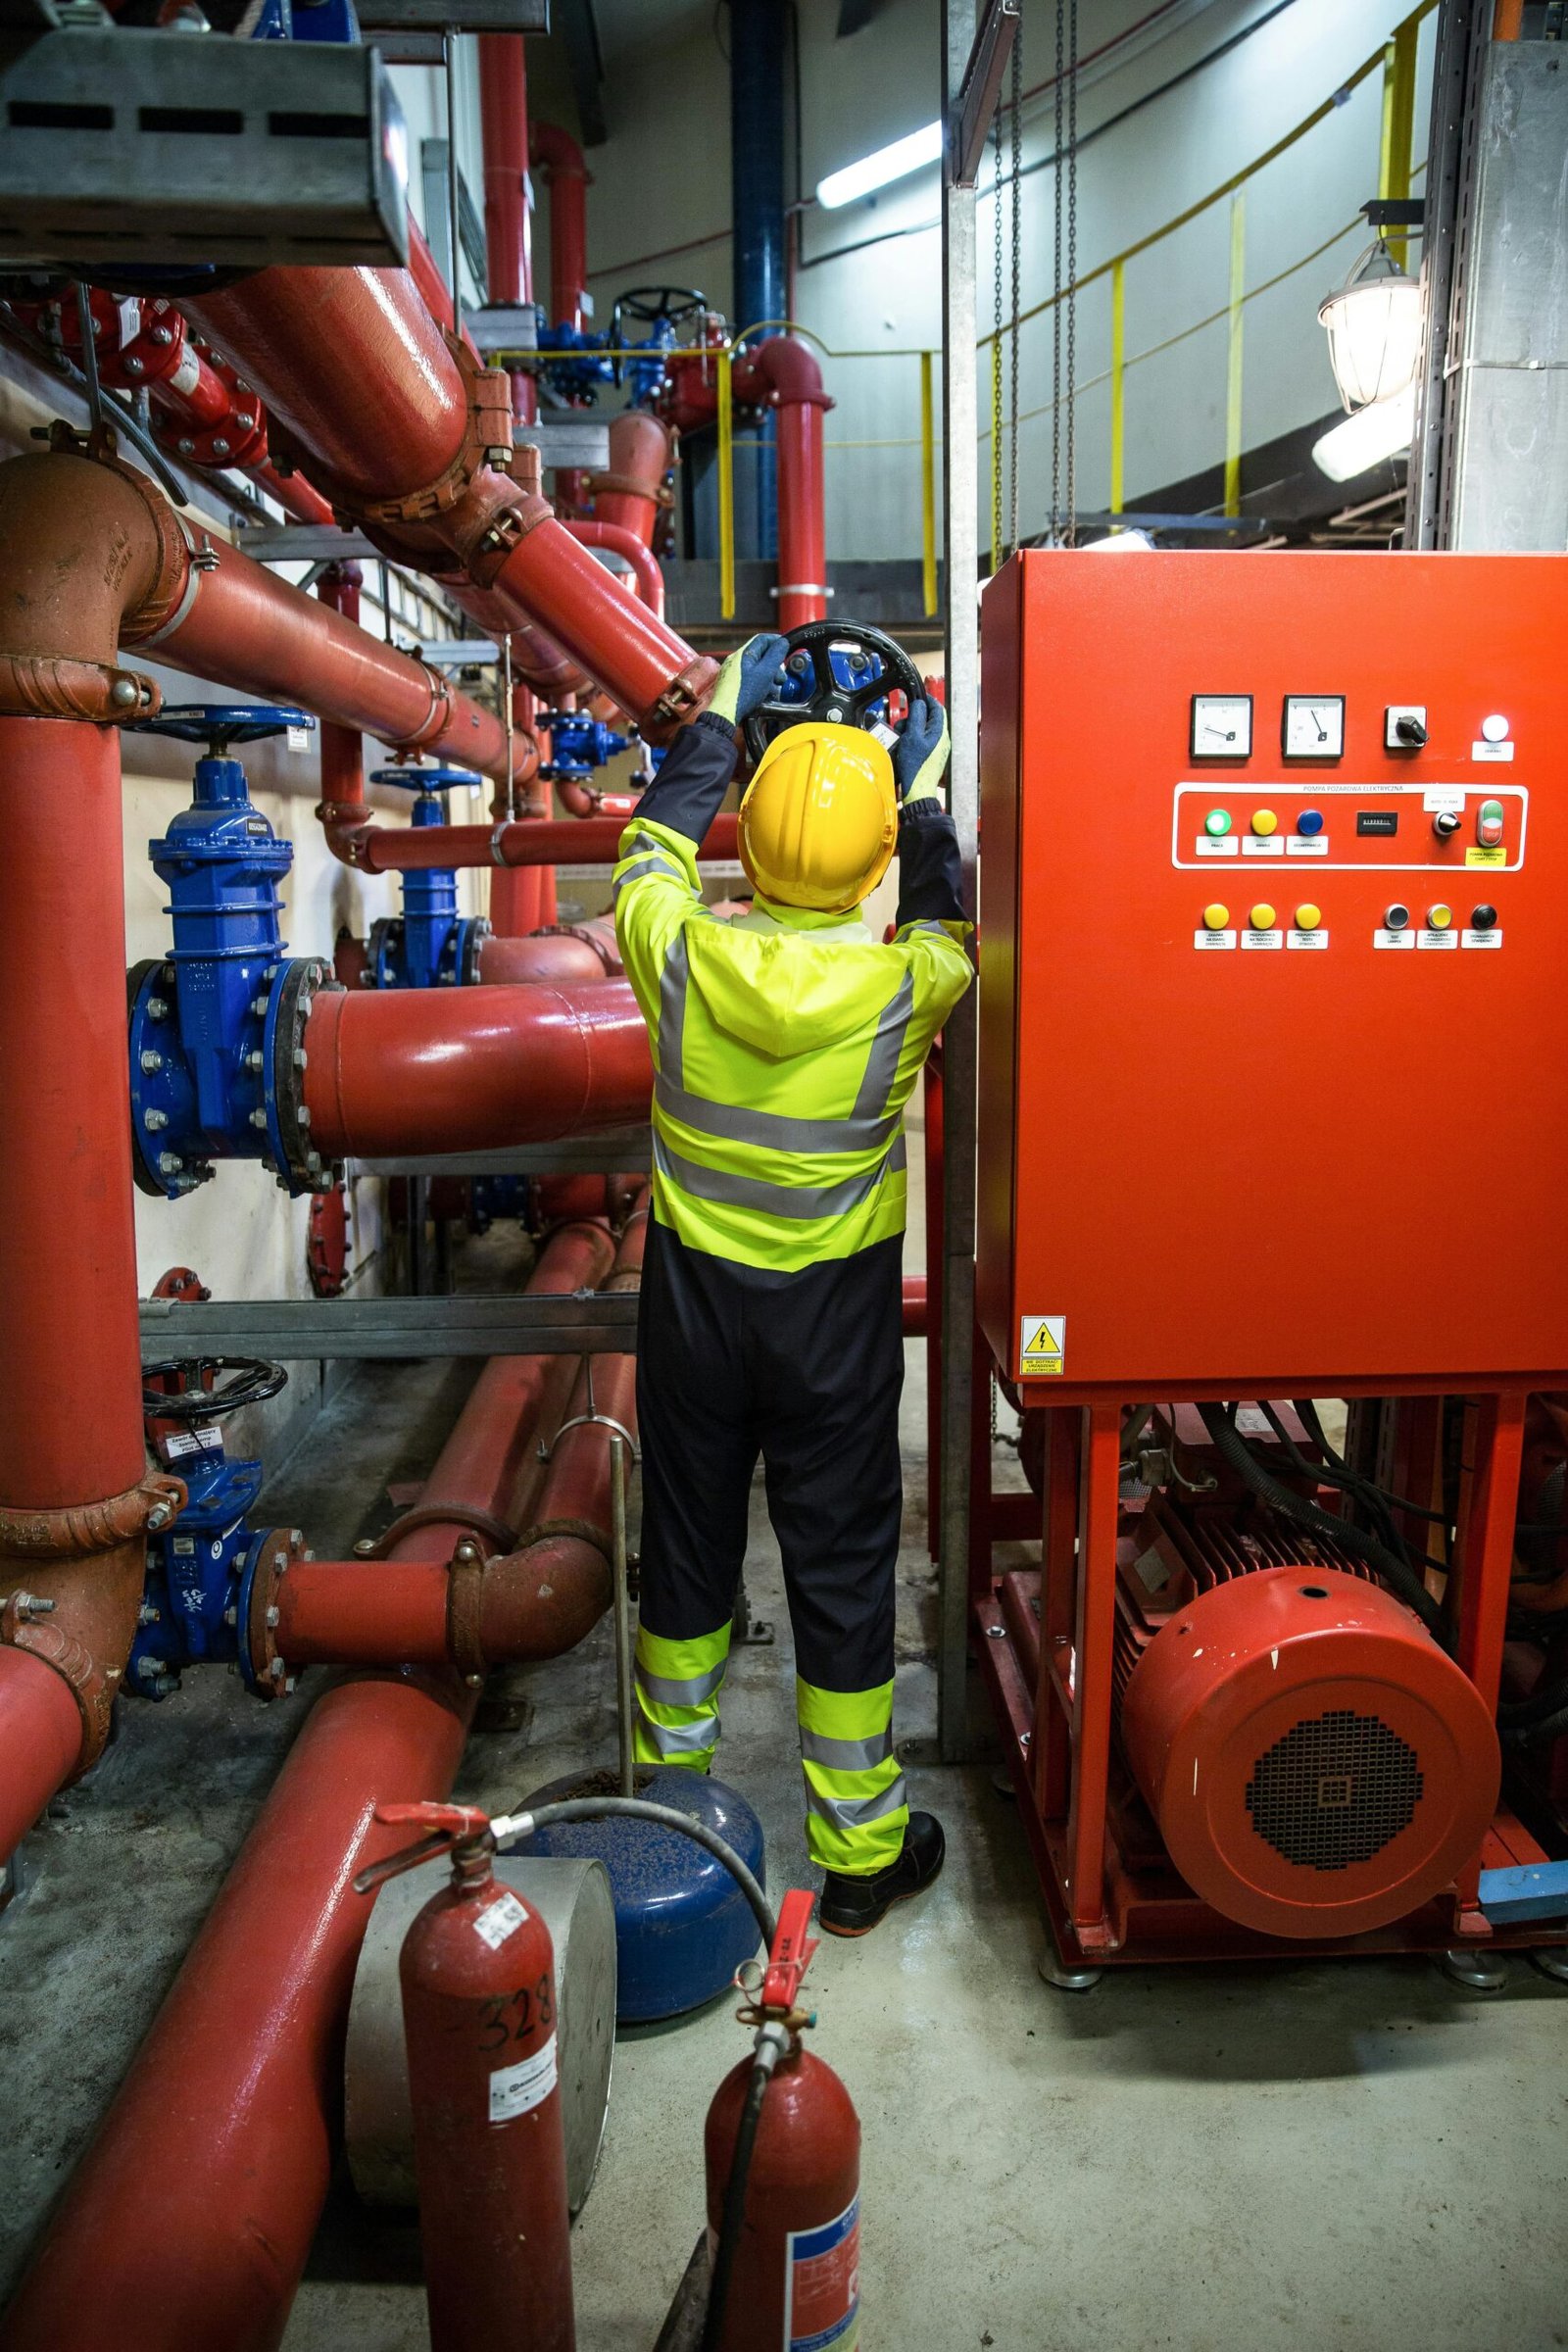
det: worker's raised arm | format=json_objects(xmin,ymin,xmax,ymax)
[
  {"xmin": 892, "ymin": 698, "xmax": 971, "ymax": 946},
  {"xmin": 612, "ymin": 632, "xmax": 790, "ymax": 1021}
]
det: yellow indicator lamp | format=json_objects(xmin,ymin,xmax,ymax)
[
  {"xmin": 1249, "ymin": 903, "xmax": 1277, "ymax": 931},
  {"xmin": 1202, "ymin": 904, "xmax": 1230, "ymax": 931},
  {"xmin": 1427, "ymin": 904, "xmax": 1453, "ymax": 931},
  {"xmin": 1250, "ymin": 808, "xmax": 1279, "ymax": 836},
  {"xmin": 1294, "ymin": 904, "xmax": 1323, "ymax": 931}
]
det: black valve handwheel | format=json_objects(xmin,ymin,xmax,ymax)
[
  {"xmin": 740, "ymin": 619, "xmax": 926, "ymax": 771},
  {"xmin": 141, "ymin": 1356, "xmax": 289, "ymax": 1424}
]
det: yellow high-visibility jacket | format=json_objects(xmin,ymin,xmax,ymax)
[{"xmin": 612, "ymin": 712, "xmax": 972, "ymax": 1273}]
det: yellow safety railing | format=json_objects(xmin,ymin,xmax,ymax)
[{"xmin": 612, "ymin": 0, "xmax": 1433, "ymax": 611}]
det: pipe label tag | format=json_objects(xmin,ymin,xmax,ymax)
[
  {"xmin": 489, "ymin": 2032, "xmax": 558, "ymax": 2124},
  {"xmin": 474, "ymin": 1889, "xmax": 530, "ymax": 1950},
  {"xmin": 785, "ymin": 2191, "xmax": 860, "ymax": 2351}
]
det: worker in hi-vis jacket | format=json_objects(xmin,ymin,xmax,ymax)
[{"xmin": 612, "ymin": 631, "xmax": 973, "ymax": 1935}]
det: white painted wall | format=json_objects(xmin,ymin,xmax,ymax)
[{"xmin": 529, "ymin": 0, "xmax": 1434, "ymax": 555}]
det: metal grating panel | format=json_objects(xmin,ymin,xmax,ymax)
[{"xmin": 1246, "ymin": 1708, "xmax": 1424, "ymax": 1873}]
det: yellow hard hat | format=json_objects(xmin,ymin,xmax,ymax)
[{"xmin": 737, "ymin": 722, "xmax": 898, "ymax": 913}]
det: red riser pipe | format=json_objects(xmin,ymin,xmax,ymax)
[
  {"xmin": 0, "ymin": 1647, "xmax": 83, "ymax": 1866},
  {"xmin": 479, "ymin": 30, "xmax": 537, "ymax": 426},
  {"xmin": 591, "ymin": 411, "xmax": 673, "ymax": 549},
  {"xmin": 0, "ymin": 718, "xmax": 143, "ymax": 1506},
  {"xmin": 315, "ymin": 561, "xmax": 366, "ymax": 818},
  {"xmin": 360, "ymin": 810, "xmax": 739, "ymax": 874},
  {"xmin": 530, "ymin": 121, "xmax": 590, "ymax": 334},
  {"xmin": 776, "ymin": 396, "xmax": 827, "ymax": 630},
  {"xmin": 150, "ymin": 537, "xmax": 516, "ymax": 782},
  {"xmin": 303, "ymin": 981, "xmax": 652, "ymax": 1158},
  {"xmin": 0, "ymin": 1221, "xmax": 614, "ymax": 2352}
]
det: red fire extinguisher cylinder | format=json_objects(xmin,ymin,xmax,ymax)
[
  {"xmin": 702, "ymin": 1890, "xmax": 861, "ymax": 2352},
  {"xmin": 360, "ymin": 1802, "xmax": 575, "ymax": 2352}
]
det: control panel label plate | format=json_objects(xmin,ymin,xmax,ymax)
[
  {"xmin": 1418, "ymin": 930, "xmax": 1459, "ymax": 950},
  {"xmin": 1287, "ymin": 930, "xmax": 1328, "ymax": 950},
  {"xmin": 1193, "ymin": 929, "xmax": 1236, "ymax": 950},
  {"xmin": 1374, "ymin": 929, "xmax": 1416, "ymax": 949},
  {"xmin": 1462, "ymin": 929, "xmax": 1502, "ymax": 949}
]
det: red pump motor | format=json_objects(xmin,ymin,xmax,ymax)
[
  {"xmin": 701, "ymin": 1890, "xmax": 861, "ymax": 2352},
  {"xmin": 356, "ymin": 1802, "xmax": 574, "ymax": 2352}
]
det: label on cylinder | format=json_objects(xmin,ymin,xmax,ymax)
[
  {"xmin": 489, "ymin": 2031, "xmax": 558, "ymax": 2124},
  {"xmin": 473, "ymin": 1889, "xmax": 530, "ymax": 1949},
  {"xmin": 785, "ymin": 2192, "xmax": 860, "ymax": 2352}
]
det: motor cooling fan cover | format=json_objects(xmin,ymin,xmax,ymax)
[{"xmin": 1120, "ymin": 1566, "xmax": 1499, "ymax": 1937}]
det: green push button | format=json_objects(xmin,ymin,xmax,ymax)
[{"xmin": 1203, "ymin": 808, "xmax": 1232, "ymax": 837}]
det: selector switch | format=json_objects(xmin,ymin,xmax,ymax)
[
  {"xmin": 1477, "ymin": 799, "xmax": 1505, "ymax": 848},
  {"xmin": 1386, "ymin": 706, "xmax": 1429, "ymax": 750},
  {"xmin": 1432, "ymin": 809, "xmax": 1462, "ymax": 840}
]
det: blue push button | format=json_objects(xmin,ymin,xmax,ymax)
[{"xmin": 1296, "ymin": 808, "xmax": 1325, "ymax": 836}]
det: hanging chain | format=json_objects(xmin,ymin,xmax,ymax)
[
  {"xmin": 1008, "ymin": 12, "xmax": 1022, "ymax": 557},
  {"xmin": 991, "ymin": 115, "xmax": 1004, "ymax": 575},
  {"xmin": 1064, "ymin": 0, "xmax": 1079, "ymax": 544},
  {"xmin": 1051, "ymin": 0, "xmax": 1065, "ymax": 541}
]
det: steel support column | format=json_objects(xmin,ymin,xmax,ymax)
[{"xmin": 937, "ymin": 0, "xmax": 982, "ymax": 1763}]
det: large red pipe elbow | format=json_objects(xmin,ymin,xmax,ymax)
[
  {"xmin": 0, "ymin": 1646, "xmax": 83, "ymax": 1867},
  {"xmin": 302, "ymin": 980, "xmax": 653, "ymax": 1158},
  {"xmin": 478, "ymin": 917, "xmax": 621, "ymax": 986},
  {"xmin": 566, "ymin": 519, "xmax": 665, "ymax": 619},
  {"xmin": 591, "ymin": 411, "xmax": 674, "ymax": 550}
]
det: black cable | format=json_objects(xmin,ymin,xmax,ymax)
[
  {"xmin": 1197, "ymin": 1402, "xmax": 1448, "ymax": 1641},
  {"xmin": 702, "ymin": 2051, "xmax": 773, "ymax": 2352},
  {"xmin": 1248, "ymin": 1404, "xmax": 1450, "ymax": 1579},
  {"xmin": 1290, "ymin": 1399, "xmax": 1448, "ymax": 1524}
]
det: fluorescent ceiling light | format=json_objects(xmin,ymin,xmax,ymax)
[
  {"xmin": 816, "ymin": 121, "xmax": 943, "ymax": 211},
  {"xmin": 1311, "ymin": 382, "xmax": 1416, "ymax": 483}
]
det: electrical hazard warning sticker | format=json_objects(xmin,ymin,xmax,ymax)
[
  {"xmin": 1019, "ymin": 1315, "xmax": 1066, "ymax": 1377},
  {"xmin": 785, "ymin": 2193, "xmax": 860, "ymax": 2351}
]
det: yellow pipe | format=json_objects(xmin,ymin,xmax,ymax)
[
  {"xmin": 1224, "ymin": 194, "xmax": 1246, "ymax": 519},
  {"xmin": 919, "ymin": 350, "xmax": 938, "ymax": 617},
  {"xmin": 1109, "ymin": 259, "xmax": 1126, "ymax": 517},
  {"xmin": 716, "ymin": 348, "xmax": 735, "ymax": 624}
]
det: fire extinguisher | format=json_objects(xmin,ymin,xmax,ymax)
[
  {"xmin": 702, "ymin": 1888, "xmax": 861, "ymax": 2352},
  {"xmin": 356, "ymin": 1801, "xmax": 575, "ymax": 2352}
]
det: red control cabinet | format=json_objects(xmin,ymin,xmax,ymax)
[{"xmin": 978, "ymin": 549, "xmax": 1568, "ymax": 1400}]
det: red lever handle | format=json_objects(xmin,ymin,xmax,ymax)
[
  {"xmin": 760, "ymin": 1887, "xmax": 818, "ymax": 2013},
  {"xmin": 375, "ymin": 1802, "xmax": 491, "ymax": 1837}
]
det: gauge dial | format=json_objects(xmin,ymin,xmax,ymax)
[
  {"xmin": 1282, "ymin": 695, "xmax": 1345, "ymax": 760},
  {"xmin": 1191, "ymin": 695, "xmax": 1252, "ymax": 760}
]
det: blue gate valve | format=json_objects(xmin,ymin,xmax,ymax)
[
  {"xmin": 366, "ymin": 763, "xmax": 491, "ymax": 989},
  {"xmin": 125, "ymin": 705, "xmax": 344, "ymax": 1200},
  {"xmin": 538, "ymin": 711, "xmax": 634, "ymax": 782}
]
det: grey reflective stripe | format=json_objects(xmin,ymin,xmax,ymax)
[
  {"xmin": 899, "ymin": 919, "xmax": 957, "ymax": 940},
  {"xmin": 659, "ymin": 929, "xmax": 690, "ymax": 1087},
  {"xmin": 799, "ymin": 1725, "xmax": 894, "ymax": 1774},
  {"xmin": 612, "ymin": 851, "xmax": 687, "ymax": 904},
  {"xmin": 806, "ymin": 1773, "xmax": 909, "ymax": 1829},
  {"xmin": 655, "ymin": 1073, "xmax": 901, "ymax": 1158},
  {"xmin": 654, "ymin": 1133, "xmax": 906, "ymax": 1222},
  {"xmin": 636, "ymin": 1656, "xmax": 727, "ymax": 1706},
  {"xmin": 851, "ymin": 971, "xmax": 915, "ymax": 1119},
  {"xmin": 638, "ymin": 1711, "xmax": 720, "ymax": 1757}
]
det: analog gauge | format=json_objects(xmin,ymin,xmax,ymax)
[
  {"xmin": 1282, "ymin": 695, "xmax": 1346, "ymax": 760},
  {"xmin": 1191, "ymin": 695, "xmax": 1252, "ymax": 760}
]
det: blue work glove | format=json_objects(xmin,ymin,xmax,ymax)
[
  {"xmin": 894, "ymin": 697, "xmax": 950, "ymax": 804},
  {"xmin": 707, "ymin": 631, "xmax": 790, "ymax": 728}
]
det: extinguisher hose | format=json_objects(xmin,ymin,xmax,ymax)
[
  {"xmin": 702, "ymin": 2025, "xmax": 788, "ymax": 2352},
  {"xmin": 493, "ymin": 1795, "xmax": 776, "ymax": 1946},
  {"xmin": 1196, "ymin": 1403, "xmax": 1449, "ymax": 1642}
]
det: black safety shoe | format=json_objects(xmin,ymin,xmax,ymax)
[{"xmin": 817, "ymin": 1811, "xmax": 946, "ymax": 1937}]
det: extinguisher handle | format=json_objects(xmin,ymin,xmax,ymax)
[
  {"xmin": 353, "ymin": 1802, "xmax": 494, "ymax": 1896},
  {"xmin": 759, "ymin": 1887, "xmax": 818, "ymax": 2014}
]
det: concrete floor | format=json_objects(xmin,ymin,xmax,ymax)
[{"xmin": 3, "ymin": 1228, "xmax": 1567, "ymax": 2349}]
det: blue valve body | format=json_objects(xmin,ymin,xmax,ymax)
[{"xmin": 130, "ymin": 1436, "xmax": 270, "ymax": 1697}]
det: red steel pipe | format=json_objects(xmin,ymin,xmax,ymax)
[
  {"xmin": 902, "ymin": 1275, "xmax": 927, "ymax": 1337},
  {"xmin": 314, "ymin": 560, "xmax": 367, "ymax": 822},
  {"xmin": 302, "ymin": 980, "xmax": 653, "ymax": 1158},
  {"xmin": 1, "ymin": 1673, "xmax": 474, "ymax": 2352},
  {"xmin": 530, "ymin": 121, "xmax": 590, "ymax": 336},
  {"xmin": 0, "ymin": 1646, "xmax": 83, "ymax": 1866},
  {"xmin": 0, "ymin": 719, "xmax": 143, "ymax": 1506},
  {"xmin": 1, "ymin": 1222, "xmax": 614, "ymax": 2351},
  {"xmin": 478, "ymin": 916, "xmax": 621, "ymax": 986},
  {"xmin": 590, "ymin": 409, "xmax": 673, "ymax": 549},
  {"xmin": 355, "ymin": 808, "xmax": 739, "ymax": 873},
  {"xmin": 148, "ymin": 535, "xmax": 519, "ymax": 785},
  {"xmin": 479, "ymin": 30, "xmax": 537, "ymax": 426}
]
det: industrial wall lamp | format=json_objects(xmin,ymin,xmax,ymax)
[{"xmin": 1312, "ymin": 200, "xmax": 1426, "ymax": 484}]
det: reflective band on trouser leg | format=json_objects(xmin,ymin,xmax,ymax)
[
  {"xmin": 633, "ymin": 1622, "xmax": 732, "ymax": 1772},
  {"xmin": 797, "ymin": 1677, "xmax": 907, "ymax": 1875}
]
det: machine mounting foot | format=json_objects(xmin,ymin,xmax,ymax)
[
  {"xmin": 1440, "ymin": 1944, "xmax": 1509, "ymax": 1992},
  {"xmin": 1527, "ymin": 1946, "xmax": 1568, "ymax": 1984},
  {"xmin": 1039, "ymin": 1936, "xmax": 1102, "ymax": 1993}
]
